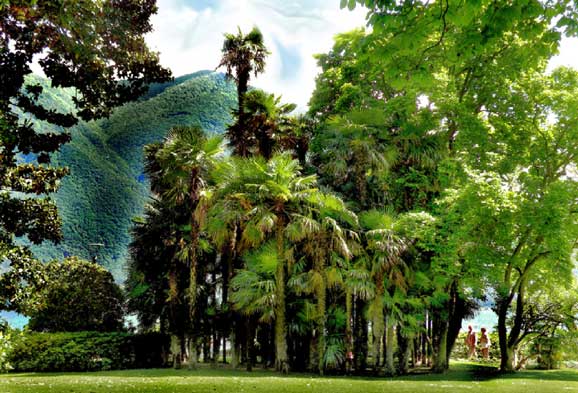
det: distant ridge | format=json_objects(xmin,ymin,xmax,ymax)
[{"xmin": 25, "ymin": 71, "xmax": 237, "ymax": 279}]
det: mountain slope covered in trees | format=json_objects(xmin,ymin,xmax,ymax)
[{"xmin": 28, "ymin": 71, "xmax": 237, "ymax": 278}]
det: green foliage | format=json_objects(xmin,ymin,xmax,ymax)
[
  {"xmin": 0, "ymin": 0, "xmax": 170, "ymax": 310},
  {"xmin": 0, "ymin": 323, "xmax": 11, "ymax": 372},
  {"xmin": 25, "ymin": 258, "xmax": 125, "ymax": 333},
  {"xmin": 6, "ymin": 331, "xmax": 169, "ymax": 372}
]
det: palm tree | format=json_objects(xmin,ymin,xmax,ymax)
[
  {"xmin": 153, "ymin": 125, "xmax": 224, "ymax": 368},
  {"xmin": 127, "ymin": 199, "xmax": 185, "ymax": 367},
  {"xmin": 299, "ymin": 193, "xmax": 357, "ymax": 374},
  {"xmin": 279, "ymin": 114, "xmax": 315, "ymax": 167},
  {"xmin": 244, "ymin": 89, "xmax": 296, "ymax": 159},
  {"xmin": 218, "ymin": 26, "xmax": 269, "ymax": 156},
  {"xmin": 311, "ymin": 110, "xmax": 396, "ymax": 211},
  {"xmin": 342, "ymin": 260, "xmax": 374, "ymax": 373},
  {"xmin": 208, "ymin": 153, "xmax": 342, "ymax": 373},
  {"xmin": 360, "ymin": 210, "xmax": 408, "ymax": 375}
]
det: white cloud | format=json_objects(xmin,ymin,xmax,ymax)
[
  {"xmin": 147, "ymin": 1, "xmax": 578, "ymax": 111},
  {"xmin": 146, "ymin": 0, "xmax": 367, "ymax": 111}
]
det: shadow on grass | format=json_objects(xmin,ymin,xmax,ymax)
[
  {"xmin": 395, "ymin": 363, "xmax": 578, "ymax": 384},
  {"xmin": 5, "ymin": 362, "xmax": 578, "ymax": 383}
]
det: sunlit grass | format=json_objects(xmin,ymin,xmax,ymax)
[{"xmin": 1, "ymin": 362, "xmax": 577, "ymax": 393}]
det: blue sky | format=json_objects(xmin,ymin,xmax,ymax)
[
  {"xmin": 145, "ymin": 0, "xmax": 367, "ymax": 111},
  {"xmin": 146, "ymin": 0, "xmax": 578, "ymax": 111}
]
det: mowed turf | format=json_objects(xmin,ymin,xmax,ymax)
[{"xmin": 1, "ymin": 363, "xmax": 577, "ymax": 393}]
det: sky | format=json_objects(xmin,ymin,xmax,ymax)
[
  {"xmin": 145, "ymin": 0, "xmax": 367, "ymax": 111},
  {"xmin": 145, "ymin": 0, "xmax": 578, "ymax": 112}
]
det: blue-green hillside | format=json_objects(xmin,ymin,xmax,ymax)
[{"xmin": 27, "ymin": 72, "xmax": 236, "ymax": 278}]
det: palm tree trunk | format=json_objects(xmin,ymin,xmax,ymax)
[
  {"xmin": 384, "ymin": 314, "xmax": 395, "ymax": 375},
  {"xmin": 397, "ymin": 330, "xmax": 411, "ymax": 375},
  {"xmin": 371, "ymin": 274, "xmax": 384, "ymax": 374},
  {"xmin": 187, "ymin": 169, "xmax": 200, "ymax": 370},
  {"xmin": 188, "ymin": 336, "xmax": 198, "ymax": 370},
  {"xmin": 354, "ymin": 297, "xmax": 368, "ymax": 372},
  {"xmin": 315, "ymin": 254, "xmax": 327, "ymax": 375},
  {"xmin": 274, "ymin": 221, "xmax": 289, "ymax": 373},
  {"xmin": 345, "ymin": 289, "xmax": 353, "ymax": 374},
  {"xmin": 246, "ymin": 317, "xmax": 254, "ymax": 371},
  {"xmin": 235, "ymin": 75, "xmax": 249, "ymax": 157}
]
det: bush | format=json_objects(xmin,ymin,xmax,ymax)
[
  {"xmin": 26, "ymin": 258, "xmax": 125, "ymax": 333},
  {"xmin": 7, "ymin": 331, "xmax": 169, "ymax": 372}
]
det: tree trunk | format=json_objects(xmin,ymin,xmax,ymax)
[
  {"xmin": 170, "ymin": 334, "xmax": 182, "ymax": 369},
  {"xmin": 498, "ymin": 277, "xmax": 527, "ymax": 373},
  {"xmin": 187, "ymin": 169, "xmax": 201, "ymax": 370},
  {"xmin": 222, "ymin": 336, "xmax": 227, "ymax": 364},
  {"xmin": 221, "ymin": 241, "xmax": 234, "ymax": 364},
  {"xmin": 397, "ymin": 331, "xmax": 411, "ymax": 375},
  {"xmin": 371, "ymin": 275, "xmax": 384, "ymax": 374},
  {"xmin": 446, "ymin": 282, "xmax": 467, "ymax": 365},
  {"xmin": 234, "ymin": 75, "xmax": 249, "ymax": 157},
  {"xmin": 354, "ymin": 297, "xmax": 368, "ymax": 372},
  {"xmin": 231, "ymin": 325, "xmax": 240, "ymax": 368},
  {"xmin": 274, "ymin": 224, "xmax": 289, "ymax": 373},
  {"xmin": 246, "ymin": 317, "xmax": 254, "ymax": 371},
  {"xmin": 345, "ymin": 289, "xmax": 353, "ymax": 374},
  {"xmin": 315, "ymin": 256, "xmax": 327, "ymax": 375},
  {"xmin": 384, "ymin": 315, "xmax": 395, "ymax": 375},
  {"xmin": 431, "ymin": 309, "xmax": 449, "ymax": 373},
  {"xmin": 188, "ymin": 337, "xmax": 198, "ymax": 370}
]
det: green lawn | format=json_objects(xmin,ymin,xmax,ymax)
[{"xmin": 1, "ymin": 363, "xmax": 577, "ymax": 393}]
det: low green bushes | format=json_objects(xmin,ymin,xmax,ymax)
[{"xmin": 7, "ymin": 331, "xmax": 169, "ymax": 372}]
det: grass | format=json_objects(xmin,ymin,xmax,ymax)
[{"xmin": 1, "ymin": 362, "xmax": 577, "ymax": 393}]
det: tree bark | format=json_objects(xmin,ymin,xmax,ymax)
[
  {"xmin": 371, "ymin": 273, "xmax": 384, "ymax": 374},
  {"xmin": 384, "ymin": 315, "xmax": 395, "ymax": 375},
  {"xmin": 188, "ymin": 336, "xmax": 198, "ymax": 370},
  {"xmin": 397, "ymin": 330, "xmax": 411, "ymax": 375},
  {"xmin": 354, "ymin": 297, "xmax": 368, "ymax": 372},
  {"xmin": 246, "ymin": 317, "xmax": 254, "ymax": 371},
  {"xmin": 274, "ymin": 223, "xmax": 289, "ymax": 373},
  {"xmin": 498, "ymin": 277, "xmax": 527, "ymax": 372},
  {"xmin": 315, "ymin": 255, "xmax": 327, "ymax": 375},
  {"xmin": 345, "ymin": 289, "xmax": 353, "ymax": 374},
  {"xmin": 431, "ymin": 309, "xmax": 449, "ymax": 373}
]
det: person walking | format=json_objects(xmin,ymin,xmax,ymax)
[
  {"xmin": 479, "ymin": 327, "xmax": 490, "ymax": 360},
  {"xmin": 465, "ymin": 325, "xmax": 477, "ymax": 359}
]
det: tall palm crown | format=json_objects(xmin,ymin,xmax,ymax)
[
  {"xmin": 244, "ymin": 89, "xmax": 296, "ymax": 159},
  {"xmin": 218, "ymin": 26, "xmax": 269, "ymax": 156},
  {"xmin": 218, "ymin": 27, "xmax": 268, "ymax": 87}
]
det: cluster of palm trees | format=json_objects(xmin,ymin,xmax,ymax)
[{"xmin": 126, "ymin": 27, "xmax": 469, "ymax": 375}]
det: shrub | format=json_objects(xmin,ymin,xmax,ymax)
[
  {"xmin": 7, "ymin": 331, "xmax": 169, "ymax": 372},
  {"xmin": 26, "ymin": 258, "xmax": 125, "ymax": 333}
]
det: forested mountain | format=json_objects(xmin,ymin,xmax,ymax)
[{"xmin": 26, "ymin": 71, "xmax": 237, "ymax": 278}]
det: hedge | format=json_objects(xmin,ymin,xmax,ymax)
[{"xmin": 7, "ymin": 331, "xmax": 169, "ymax": 372}]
